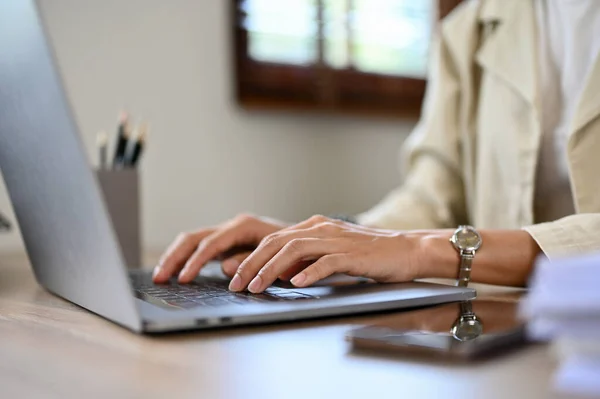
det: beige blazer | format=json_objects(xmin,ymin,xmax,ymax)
[{"xmin": 358, "ymin": 0, "xmax": 600, "ymax": 260}]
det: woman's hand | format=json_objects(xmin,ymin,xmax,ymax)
[
  {"xmin": 228, "ymin": 215, "xmax": 441, "ymax": 293},
  {"xmin": 155, "ymin": 213, "xmax": 539, "ymax": 290},
  {"xmin": 153, "ymin": 214, "xmax": 288, "ymax": 283}
]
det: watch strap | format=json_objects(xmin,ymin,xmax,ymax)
[
  {"xmin": 457, "ymin": 250, "xmax": 474, "ymax": 287},
  {"xmin": 458, "ymin": 300, "xmax": 474, "ymax": 315}
]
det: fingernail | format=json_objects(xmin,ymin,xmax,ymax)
[
  {"xmin": 248, "ymin": 276, "xmax": 263, "ymax": 293},
  {"xmin": 229, "ymin": 274, "xmax": 242, "ymax": 291},
  {"xmin": 152, "ymin": 266, "xmax": 161, "ymax": 279},
  {"xmin": 177, "ymin": 265, "xmax": 190, "ymax": 281},
  {"xmin": 291, "ymin": 273, "xmax": 306, "ymax": 287}
]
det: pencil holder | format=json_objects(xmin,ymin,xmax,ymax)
[{"xmin": 95, "ymin": 169, "xmax": 142, "ymax": 268}]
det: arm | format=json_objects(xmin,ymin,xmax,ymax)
[
  {"xmin": 419, "ymin": 214, "xmax": 600, "ymax": 286},
  {"xmin": 225, "ymin": 217, "xmax": 543, "ymax": 293},
  {"xmin": 418, "ymin": 229, "xmax": 540, "ymax": 287}
]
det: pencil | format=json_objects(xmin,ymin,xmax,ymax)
[
  {"xmin": 127, "ymin": 123, "xmax": 147, "ymax": 167},
  {"xmin": 112, "ymin": 111, "xmax": 130, "ymax": 168}
]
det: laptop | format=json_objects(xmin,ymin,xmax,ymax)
[{"xmin": 0, "ymin": 0, "xmax": 475, "ymax": 333}]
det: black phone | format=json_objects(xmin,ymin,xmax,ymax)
[{"xmin": 347, "ymin": 299, "xmax": 529, "ymax": 360}]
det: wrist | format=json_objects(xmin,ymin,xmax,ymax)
[{"xmin": 415, "ymin": 230, "xmax": 460, "ymax": 279}]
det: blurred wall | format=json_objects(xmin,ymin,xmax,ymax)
[{"xmin": 0, "ymin": 0, "xmax": 415, "ymax": 252}]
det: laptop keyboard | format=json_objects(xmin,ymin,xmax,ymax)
[{"xmin": 129, "ymin": 272, "xmax": 315, "ymax": 310}]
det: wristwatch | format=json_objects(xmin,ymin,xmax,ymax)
[
  {"xmin": 449, "ymin": 225, "xmax": 482, "ymax": 287},
  {"xmin": 450, "ymin": 301, "xmax": 483, "ymax": 342}
]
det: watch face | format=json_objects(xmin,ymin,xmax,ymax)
[
  {"xmin": 455, "ymin": 227, "xmax": 482, "ymax": 251},
  {"xmin": 451, "ymin": 317, "xmax": 483, "ymax": 342}
]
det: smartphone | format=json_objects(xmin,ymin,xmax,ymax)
[{"xmin": 347, "ymin": 299, "xmax": 528, "ymax": 360}]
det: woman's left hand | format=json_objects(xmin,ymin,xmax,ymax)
[{"xmin": 228, "ymin": 215, "xmax": 448, "ymax": 293}]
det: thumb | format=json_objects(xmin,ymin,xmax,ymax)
[{"xmin": 221, "ymin": 251, "xmax": 252, "ymax": 278}]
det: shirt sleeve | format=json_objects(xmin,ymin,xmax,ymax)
[
  {"xmin": 523, "ymin": 214, "xmax": 600, "ymax": 259},
  {"xmin": 357, "ymin": 25, "xmax": 469, "ymax": 230}
]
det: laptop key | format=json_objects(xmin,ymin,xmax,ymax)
[
  {"xmin": 154, "ymin": 294, "xmax": 182, "ymax": 300},
  {"xmin": 224, "ymin": 297, "xmax": 253, "ymax": 305},
  {"xmin": 134, "ymin": 275, "xmax": 315, "ymax": 308},
  {"xmin": 138, "ymin": 288, "xmax": 165, "ymax": 294},
  {"xmin": 187, "ymin": 293, "xmax": 216, "ymax": 300},
  {"xmin": 207, "ymin": 291, "xmax": 234, "ymax": 297}
]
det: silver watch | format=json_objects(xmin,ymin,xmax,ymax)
[
  {"xmin": 450, "ymin": 301, "xmax": 483, "ymax": 342},
  {"xmin": 449, "ymin": 225, "xmax": 482, "ymax": 287}
]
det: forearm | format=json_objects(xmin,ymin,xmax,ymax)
[{"xmin": 418, "ymin": 229, "xmax": 541, "ymax": 287}]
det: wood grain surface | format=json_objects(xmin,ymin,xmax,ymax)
[{"xmin": 0, "ymin": 252, "xmax": 562, "ymax": 399}]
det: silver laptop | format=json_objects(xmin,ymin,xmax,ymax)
[{"xmin": 0, "ymin": 0, "xmax": 475, "ymax": 333}]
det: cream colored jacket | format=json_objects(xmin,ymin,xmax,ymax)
[{"xmin": 358, "ymin": 0, "xmax": 600, "ymax": 259}]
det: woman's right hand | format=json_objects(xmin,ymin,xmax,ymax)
[{"xmin": 152, "ymin": 214, "xmax": 288, "ymax": 284}]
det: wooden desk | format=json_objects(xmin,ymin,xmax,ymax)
[{"xmin": 0, "ymin": 252, "xmax": 562, "ymax": 399}]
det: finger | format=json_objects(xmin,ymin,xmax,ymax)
[
  {"xmin": 177, "ymin": 221, "xmax": 265, "ymax": 283},
  {"xmin": 153, "ymin": 230, "xmax": 211, "ymax": 283},
  {"xmin": 247, "ymin": 238, "xmax": 346, "ymax": 293},
  {"xmin": 228, "ymin": 228, "xmax": 315, "ymax": 291},
  {"xmin": 290, "ymin": 254, "xmax": 351, "ymax": 288},
  {"xmin": 278, "ymin": 261, "xmax": 312, "ymax": 281},
  {"xmin": 216, "ymin": 245, "xmax": 255, "ymax": 261},
  {"xmin": 221, "ymin": 251, "xmax": 252, "ymax": 278},
  {"xmin": 229, "ymin": 220, "xmax": 345, "ymax": 291}
]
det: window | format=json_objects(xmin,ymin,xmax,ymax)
[{"xmin": 232, "ymin": 0, "xmax": 463, "ymax": 118}]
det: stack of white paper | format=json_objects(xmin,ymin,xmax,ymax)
[{"xmin": 522, "ymin": 253, "xmax": 600, "ymax": 397}]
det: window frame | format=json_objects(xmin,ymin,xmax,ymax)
[{"xmin": 232, "ymin": 0, "xmax": 463, "ymax": 119}]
